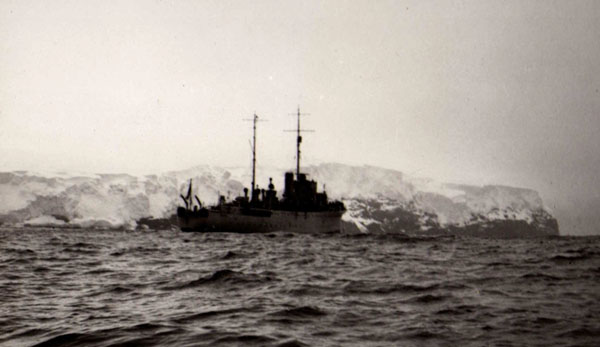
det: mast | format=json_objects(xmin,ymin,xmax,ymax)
[
  {"xmin": 286, "ymin": 106, "xmax": 313, "ymax": 177},
  {"xmin": 295, "ymin": 107, "xmax": 301, "ymax": 177},
  {"xmin": 251, "ymin": 113, "xmax": 258, "ymax": 192},
  {"xmin": 244, "ymin": 113, "xmax": 265, "ymax": 198}
]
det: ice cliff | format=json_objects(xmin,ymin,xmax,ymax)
[{"xmin": 0, "ymin": 163, "xmax": 559, "ymax": 236}]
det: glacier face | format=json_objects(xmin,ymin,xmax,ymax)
[{"xmin": 0, "ymin": 164, "xmax": 558, "ymax": 236}]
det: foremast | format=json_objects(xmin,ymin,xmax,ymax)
[{"xmin": 244, "ymin": 113, "xmax": 266, "ymax": 203}]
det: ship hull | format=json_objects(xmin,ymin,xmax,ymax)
[{"xmin": 178, "ymin": 206, "xmax": 344, "ymax": 233}]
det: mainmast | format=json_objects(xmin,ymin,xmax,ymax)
[
  {"xmin": 251, "ymin": 113, "xmax": 258, "ymax": 192},
  {"xmin": 295, "ymin": 107, "xmax": 301, "ymax": 176},
  {"xmin": 287, "ymin": 106, "xmax": 313, "ymax": 176}
]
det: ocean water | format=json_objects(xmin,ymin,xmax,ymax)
[{"xmin": 0, "ymin": 228, "xmax": 599, "ymax": 347}]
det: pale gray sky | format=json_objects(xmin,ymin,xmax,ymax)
[{"xmin": 1, "ymin": 0, "xmax": 599, "ymax": 234}]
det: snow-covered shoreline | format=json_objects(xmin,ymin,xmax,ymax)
[{"xmin": 0, "ymin": 164, "xmax": 559, "ymax": 236}]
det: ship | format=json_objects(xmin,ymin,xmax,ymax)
[{"xmin": 176, "ymin": 107, "xmax": 346, "ymax": 233}]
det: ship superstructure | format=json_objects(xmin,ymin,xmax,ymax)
[{"xmin": 177, "ymin": 107, "xmax": 345, "ymax": 233}]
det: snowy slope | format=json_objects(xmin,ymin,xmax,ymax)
[{"xmin": 0, "ymin": 164, "xmax": 559, "ymax": 235}]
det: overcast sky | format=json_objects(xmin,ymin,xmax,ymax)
[{"xmin": 1, "ymin": 0, "xmax": 599, "ymax": 234}]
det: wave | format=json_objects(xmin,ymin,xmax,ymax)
[
  {"xmin": 62, "ymin": 247, "xmax": 100, "ymax": 255},
  {"xmin": 31, "ymin": 332, "xmax": 101, "ymax": 347},
  {"xmin": 556, "ymin": 327, "xmax": 600, "ymax": 338},
  {"xmin": 266, "ymin": 305, "xmax": 327, "ymax": 325},
  {"xmin": 86, "ymin": 285, "xmax": 136, "ymax": 298},
  {"xmin": 213, "ymin": 334, "xmax": 276, "ymax": 345},
  {"xmin": 165, "ymin": 269, "xmax": 277, "ymax": 290},
  {"xmin": 275, "ymin": 339, "xmax": 310, "ymax": 347},
  {"xmin": 521, "ymin": 272, "xmax": 563, "ymax": 281},
  {"xmin": 33, "ymin": 266, "xmax": 51, "ymax": 273},
  {"xmin": 172, "ymin": 308, "xmax": 245, "ymax": 324},
  {"xmin": 30, "ymin": 322, "xmax": 191, "ymax": 347},
  {"xmin": 534, "ymin": 316, "xmax": 559, "ymax": 325},
  {"xmin": 343, "ymin": 233, "xmax": 454, "ymax": 244},
  {"xmin": 402, "ymin": 329, "xmax": 446, "ymax": 339},
  {"xmin": 403, "ymin": 293, "xmax": 450, "ymax": 304},
  {"xmin": 0, "ymin": 328, "xmax": 48, "ymax": 345},
  {"xmin": 436, "ymin": 304, "xmax": 480, "ymax": 315},
  {"xmin": 284, "ymin": 284, "xmax": 333, "ymax": 297},
  {"xmin": 271, "ymin": 306, "xmax": 327, "ymax": 318},
  {"xmin": 551, "ymin": 253, "xmax": 592, "ymax": 262},
  {"xmin": 3, "ymin": 248, "xmax": 36, "ymax": 255},
  {"xmin": 221, "ymin": 250, "xmax": 240, "ymax": 259},
  {"xmin": 485, "ymin": 261, "xmax": 513, "ymax": 267},
  {"xmin": 83, "ymin": 267, "xmax": 114, "ymax": 275},
  {"xmin": 344, "ymin": 280, "xmax": 443, "ymax": 295}
]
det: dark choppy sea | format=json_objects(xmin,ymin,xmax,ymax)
[{"xmin": 1, "ymin": 228, "xmax": 599, "ymax": 347}]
